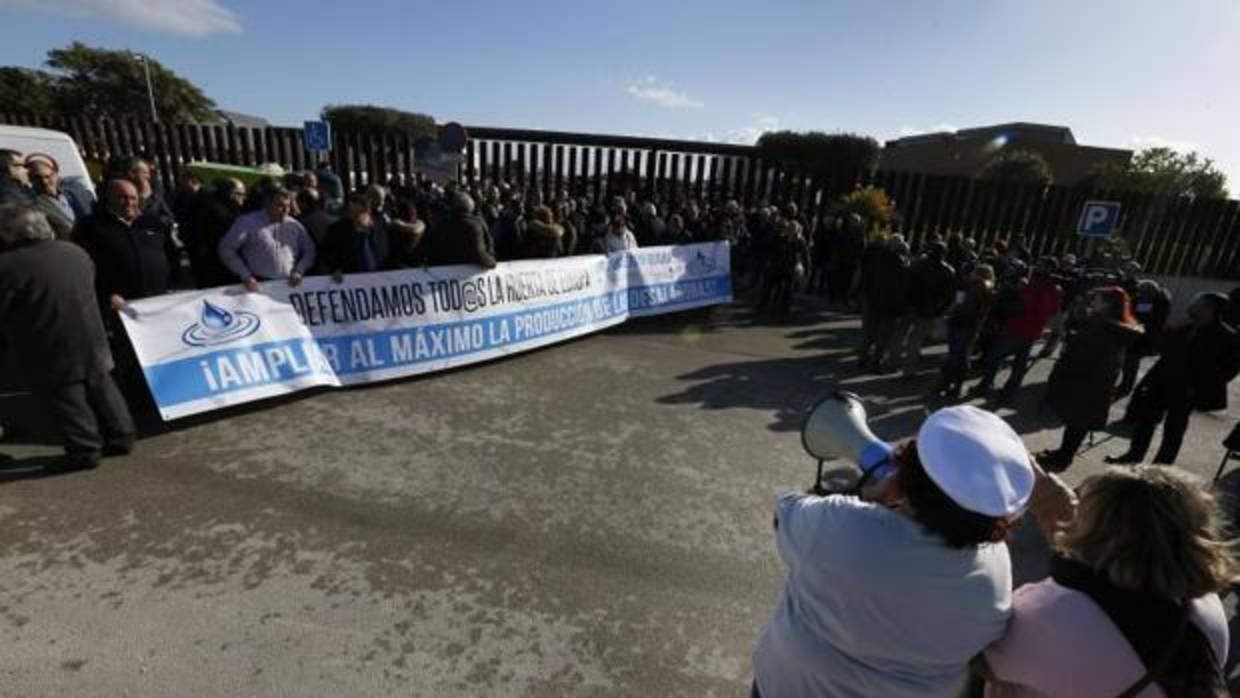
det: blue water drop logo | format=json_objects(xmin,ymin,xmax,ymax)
[
  {"xmin": 200, "ymin": 300, "xmax": 235, "ymax": 332},
  {"xmin": 181, "ymin": 299, "xmax": 261, "ymax": 347}
]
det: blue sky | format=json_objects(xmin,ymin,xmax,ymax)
[{"xmin": 2, "ymin": 0, "xmax": 1238, "ymax": 190}]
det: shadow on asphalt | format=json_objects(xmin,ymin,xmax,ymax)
[
  {"xmin": 656, "ymin": 299, "xmax": 1064, "ymax": 445},
  {"xmin": 0, "ymin": 452, "xmax": 76, "ymax": 483}
]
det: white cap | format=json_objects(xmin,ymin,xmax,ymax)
[{"xmin": 916, "ymin": 406, "xmax": 1034, "ymax": 517}]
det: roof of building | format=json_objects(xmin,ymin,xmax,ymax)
[
  {"xmin": 886, "ymin": 122, "xmax": 1078, "ymax": 148},
  {"xmin": 214, "ymin": 110, "xmax": 270, "ymax": 128}
]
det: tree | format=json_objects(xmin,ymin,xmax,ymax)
[
  {"xmin": 835, "ymin": 186, "xmax": 894, "ymax": 232},
  {"xmin": 756, "ymin": 131, "xmax": 880, "ymax": 197},
  {"xmin": 979, "ymin": 149, "xmax": 1054, "ymax": 186},
  {"xmin": 1087, "ymin": 147, "xmax": 1228, "ymax": 199},
  {"xmin": 0, "ymin": 67, "xmax": 58, "ymax": 114},
  {"xmin": 321, "ymin": 104, "xmax": 437, "ymax": 138},
  {"xmin": 41, "ymin": 42, "xmax": 216, "ymax": 121}
]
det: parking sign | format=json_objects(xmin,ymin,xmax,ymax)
[
  {"xmin": 1077, "ymin": 200, "xmax": 1121, "ymax": 238},
  {"xmin": 303, "ymin": 121, "xmax": 331, "ymax": 151}
]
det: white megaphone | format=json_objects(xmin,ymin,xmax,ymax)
[{"xmin": 801, "ymin": 390, "xmax": 896, "ymax": 493}]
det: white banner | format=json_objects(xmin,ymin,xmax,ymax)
[{"xmin": 120, "ymin": 243, "xmax": 732, "ymax": 420}]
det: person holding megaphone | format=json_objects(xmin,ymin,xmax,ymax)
[{"xmin": 751, "ymin": 399, "xmax": 1034, "ymax": 698}]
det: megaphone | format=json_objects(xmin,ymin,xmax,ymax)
[{"xmin": 801, "ymin": 391, "xmax": 896, "ymax": 493}]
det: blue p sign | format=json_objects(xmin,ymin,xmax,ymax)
[{"xmin": 1077, "ymin": 200, "xmax": 1121, "ymax": 238}]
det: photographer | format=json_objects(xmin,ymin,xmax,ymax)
[{"xmin": 752, "ymin": 406, "xmax": 1033, "ymax": 698}]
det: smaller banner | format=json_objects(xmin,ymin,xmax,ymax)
[{"xmin": 120, "ymin": 243, "xmax": 732, "ymax": 420}]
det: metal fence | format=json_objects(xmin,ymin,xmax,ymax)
[{"xmin": 3, "ymin": 112, "xmax": 1237, "ymax": 279}]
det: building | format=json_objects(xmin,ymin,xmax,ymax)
[
  {"xmin": 880, "ymin": 122, "xmax": 1131, "ymax": 186},
  {"xmin": 213, "ymin": 109, "xmax": 270, "ymax": 129}
]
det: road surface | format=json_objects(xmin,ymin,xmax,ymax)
[{"xmin": 2, "ymin": 301, "xmax": 1237, "ymax": 696}]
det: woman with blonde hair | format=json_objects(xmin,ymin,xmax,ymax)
[{"xmin": 982, "ymin": 465, "xmax": 1236, "ymax": 697}]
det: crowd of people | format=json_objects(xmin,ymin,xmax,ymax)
[
  {"xmin": 3, "ymin": 146, "xmax": 1240, "ymax": 474},
  {"xmin": 806, "ymin": 224, "xmax": 1240, "ymax": 474}
]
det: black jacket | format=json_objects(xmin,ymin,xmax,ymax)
[
  {"xmin": 860, "ymin": 244, "xmax": 911, "ymax": 315},
  {"xmin": 1141, "ymin": 321, "xmax": 1240, "ymax": 412},
  {"xmin": 73, "ymin": 210, "xmax": 176, "ymax": 302},
  {"xmin": 907, "ymin": 255, "xmax": 957, "ymax": 318},
  {"xmin": 319, "ymin": 218, "xmax": 394, "ymax": 274},
  {"xmin": 1047, "ymin": 318, "xmax": 1143, "ymax": 429},
  {"xmin": 1131, "ymin": 288, "xmax": 1172, "ymax": 356},
  {"xmin": 521, "ymin": 220, "xmax": 565, "ymax": 259},
  {"xmin": 0, "ymin": 240, "xmax": 113, "ymax": 387},
  {"xmin": 139, "ymin": 190, "xmax": 178, "ymax": 239},
  {"xmin": 185, "ymin": 197, "xmax": 240, "ymax": 288},
  {"xmin": 426, "ymin": 213, "xmax": 497, "ymax": 269}
]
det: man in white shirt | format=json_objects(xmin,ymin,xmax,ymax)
[{"xmin": 218, "ymin": 187, "xmax": 315, "ymax": 291}]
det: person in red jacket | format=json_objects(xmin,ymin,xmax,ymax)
[{"xmin": 971, "ymin": 260, "xmax": 1064, "ymax": 404}]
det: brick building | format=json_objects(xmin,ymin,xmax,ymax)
[{"xmin": 880, "ymin": 122, "xmax": 1131, "ymax": 186}]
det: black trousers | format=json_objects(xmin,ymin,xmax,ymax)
[
  {"xmin": 41, "ymin": 372, "xmax": 136, "ymax": 457},
  {"xmin": 1117, "ymin": 349, "xmax": 1144, "ymax": 392},
  {"xmin": 1058, "ymin": 425, "xmax": 1089, "ymax": 459},
  {"xmin": 1127, "ymin": 394, "xmax": 1192, "ymax": 464},
  {"xmin": 827, "ymin": 262, "xmax": 855, "ymax": 302}
]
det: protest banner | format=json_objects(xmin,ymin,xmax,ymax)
[{"xmin": 120, "ymin": 243, "xmax": 732, "ymax": 420}]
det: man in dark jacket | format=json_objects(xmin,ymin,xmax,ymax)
[
  {"xmin": 74, "ymin": 179, "xmax": 177, "ymax": 311},
  {"xmin": 889, "ymin": 241, "xmax": 955, "ymax": 377},
  {"xmin": 521, "ymin": 205, "xmax": 566, "ymax": 260},
  {"xmin": 1115, "ymin": 280, "xmax": 1172, "ymax": 396},
  {"xmin": 426, "ymin": 191, "xmax": 497, "ymax": 269},
  {"xmin": 185, "ymin": 177, "xmax": 245, "ymax": 288},
  {"xmin": 1108, "ymin": 293, "xmax": 1240, "ymax": 465},
  {"xmin": 490, "ymin": 195, "xmax": 525, "ymax": 261},
  {"xmin": 0, "ymin": 205, "xmax": 135, "ymax": 471},
  {"xmin": 760, "ymin": 220, "xmax": 809, "ymax": 317},
  {"xmin": 319, "ymin": 194, "xmax": 394, "ymax": 277},
  {"xmin": 296, "ymin": 187, "xmax": 337, "ymax": 248},
  {"xmin": 632, "ymin": 202, "xmax": 667, "ymax": 247},
  {"xmin": 115, "ymin": 156, "xmax": 177, "ymax": 233},
  {"xmin": 857, "ymin": 236, "xmax": 911, "ymax": 372},
  {"xmin": 809, "ymin": 216, "xmax": 836, "ymax": 296},
  {"xmin": 828, "ymin": 214, "xmax": 866, "ymax": 306},
  {"xmin": 73, "ymin": 179, "xmax": 178, "ymax": 412}
]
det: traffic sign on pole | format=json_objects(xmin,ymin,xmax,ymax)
[
  {"xmin": 303, "ymin": 121, "xmax": 331, "ymax": 151},
  {"xmin": 1077, "ymin": 200, "xmax": 1121, "ymax": 238}
]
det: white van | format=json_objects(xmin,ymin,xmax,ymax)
[{"xmin": 0, "ymin": 124, "xmax": 97, "ymax": 206}]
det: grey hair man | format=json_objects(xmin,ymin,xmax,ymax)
[
  {"xmin": 26, "ymin": 159, "xmax": 81, "ymax": 238},
  {"xmin": 0, "ymin": 205, "xmax": 135, "ymax": 471}
]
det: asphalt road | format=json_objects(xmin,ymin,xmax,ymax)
[{"xmin": 2, "ymin": 300, "xmax": 1238, "ymax": 697}]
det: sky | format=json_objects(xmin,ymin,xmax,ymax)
[{"xmin": 1, "ymin": 0, "xmax": 1238, "ymax": 190}]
